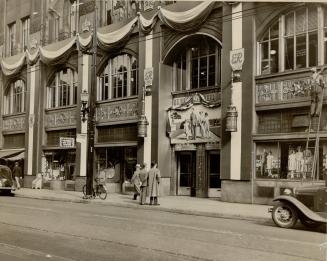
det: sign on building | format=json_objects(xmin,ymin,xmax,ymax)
[
  {"xmin": 144, "ymin": 0, "xmax": 154, "ymax": 11},
  {"xmin": 144, "ymin": 67, "xmax": 153, "ymax": 87},
  {"xmin": 59, "ymin": 137, "xmax": 75, "ymax": 148},
  {"xmin": 230, "ymin": 48, "xmax": 244, "ymax": 71}
]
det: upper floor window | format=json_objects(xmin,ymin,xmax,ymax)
[
  {"xmin": 173, "ymin": 36, "xmax": 221, "ymax": 91},
  {"xmin": 70, "ymin": 1, "xmax": 78, "ymax": 37},
  {"xmin": 8, "ymin": 22, "xmax": 16, "ymax": 56},
  {"xmin": 97, "ymin": 54, "xmax": 138, "ymax": 101},
  {"xmin": 21, "ymin": 17, "xmax": 30, "ymax": 51},
  {"xmin": 4, "ymin": 80, "xmax": 26, "ymax": 115},
  {"xmin": 259, "ymin": 5, "xmax": 324, "ymax": 75},
  {"xmin": 47, "ymin": 68, "xmax": 78, "ymax": 109},
  {"xmin": 259, "ymin": 21, "xmax": 279, "ymax": 74}
]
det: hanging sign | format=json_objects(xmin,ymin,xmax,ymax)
[
  {"xmin": 144, "ymin": 0, "xmax": 155, "ymax": 11},
  {"xmin": 144, "ymin": 67, "xmax": 153, "ymax": 87},
  {"xmin": 59, "ymin": 137, "xmax": 75, "ymax": 148},
  {"xmin": 230, "ymin": 48, "xmax": 244, "ymax": 71}
]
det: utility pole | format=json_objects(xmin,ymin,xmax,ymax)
[{"xmin": 85, "ymin": 0, "xmax": 97, "ymax": 196}]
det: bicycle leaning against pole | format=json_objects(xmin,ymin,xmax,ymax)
[{"xmin": 82, "ymin": 177, "xmax": 108, "ymax": 200}]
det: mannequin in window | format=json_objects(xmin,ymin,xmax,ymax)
[
  {"xmin": 266, "ymin": 151, "xmax": 274, "ymax": 177},
  {"xmin": 295, "ymin": 146, "xmax": 304, "ymax": 178},
  {"xmin": 288, "ymin": 149, "xmax": 296, "ymax": 179},
  {"xmin": 261, "ymin": 149, "xmax": 268, "ymax": 176},
  {"xmin": 303, "ymin": 148, "xmax": 312, "ymax": 179}
]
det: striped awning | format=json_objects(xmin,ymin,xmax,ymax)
[
  {"xmin": 5, "ymin": 151, "xmax": 25, "ymax": 161},
  {"xmin": 0, "ymin": 149, "xmax": 24, "ymax": 159}
]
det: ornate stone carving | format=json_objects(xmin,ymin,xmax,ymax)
[
  {"xmin": 96, "ymin": 100, "xmax": 138, "ymax": 123},
  {"xmin": 2, "ymin": 116, "xmax": 26, "ymax": 131},
  {"xmin": 256, "ymin": 75, "xmax": 327, "ymax": 103},
  {"xmin": 45, "ymin": 109, "xmax": 76, "ymax": 128},
  {"xmin": 172, "ymin": 91, "xmax": 220, "ymax": 107}
]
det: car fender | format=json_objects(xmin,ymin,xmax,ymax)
[{"xmin": 273, "ymin": 195, "xmax": 327, "ymax": 223}]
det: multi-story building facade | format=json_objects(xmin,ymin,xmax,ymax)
[
  {"xmin": 0, "ymin": 1, "xmax": 325, "ymax": 203},
  {"xmin": 0, "ymin": 0, "xmax": 223, "ymax": 197}
]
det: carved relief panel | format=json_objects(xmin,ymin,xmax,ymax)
[
  {"xmin": 45, "ymin": 109, "xmax": 77, "ymax": 128},
  {"xmin": 96, "ymin": 99, "xmax": 138, "ymax": 123}
]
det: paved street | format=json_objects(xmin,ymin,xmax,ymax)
[{"xmin": 0, "ymin": 196, "xmax": 325, "ymax": 261}]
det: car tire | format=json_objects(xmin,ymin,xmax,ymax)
[{"xmin": 272, "ymin": 202, "xmax": 298, "ymax": 228}]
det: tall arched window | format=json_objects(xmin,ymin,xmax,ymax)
[
  {"xmin": 170, "ymin": 35, "xmax": 221, "ymax": 92},
  {"xmin": 47, "ymin": 68, "xmax": 78, "ymax": 108},
  {"xmin": 4, "ymin": 79, "xmax": 26, "ymax": 115},
  {"xmin": 97, "ymin": 54, "xmax": 138, "ymax": 100},
  {"xmin": 259, "ymin": 5, "xmax": 325, "ymax": 75}
]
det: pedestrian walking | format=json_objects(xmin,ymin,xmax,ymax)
[
  {"xmin": 148, "ymin": 162, "xmax": 161, "ymax": 206},
  {"xmin": 139, "ymin": 163, "xmax": 148, "ymax": 205},
  {"xmin": 12, "ymin": 162, "xmax": 22, "ymax": 189},
  {"xmin": 131, "ymin": 164, "xmax": 141, "ymax": 200}
]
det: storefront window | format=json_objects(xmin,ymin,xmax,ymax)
[
  {"xmin": 3, "ymin": 80, "xmax": 26, "ymax": 115},
  {"xmin": 256, "ymin": 141, "xmax": 326, "ymax": 181},
  {"xmin": 44, "ymin": 151, "xmax": 76, "ymax": 181},
  {"xmin": 97, "ymin": 54, "xmax": 138, "ymax": 101},
  {"xmin": 96, "ymin": 147, "xmax": 137, "ymax": 182},
  {"xmin": 47, "ymin": 68, "xmax": 78, "ymax": 109}
]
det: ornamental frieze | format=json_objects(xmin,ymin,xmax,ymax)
[
  {"xmin": 2, "ymin": 116, "xmax": 26, "ymax": 131},
  {"xmin": 45, "ymin": 109, "xmax": 76, "ymax": 128},
  {"xmin": 256, "ymin": 75, "xmax": 327, "ymax": 104},
  {"xmin": 96, "ymin": 100, "xmax": 138, "ymax": 123},
  {"xmin": 173, "ymin": 92, "xmax": 220, "ymax": 108}
]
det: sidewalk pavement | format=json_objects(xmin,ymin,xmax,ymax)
[{"xmin": 13, "ymin": 188, "xmax": 272, "ymax": 222}]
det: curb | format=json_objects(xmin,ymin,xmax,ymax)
[{"xmin": 13, "ymin": 193, "xmax": 271, "ymax": 223}]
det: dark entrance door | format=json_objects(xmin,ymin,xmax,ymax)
[
  {"xmin": 177, "ymin": 152, "xmax": 196, "ymax": 196},
  {"xmin": 208, "ymin": 151, "xmax": 221, "ymax": 197}
]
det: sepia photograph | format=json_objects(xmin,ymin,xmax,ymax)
[{"xmin": 0, "ymin": 0, "xmax": 325, "ymax": 260}]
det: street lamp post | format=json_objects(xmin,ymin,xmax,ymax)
[{"xmin": 84, "ymin": 1, "xmax": 97, "ymax": 197}]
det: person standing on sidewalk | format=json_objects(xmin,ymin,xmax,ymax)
[
  {"xmin": 131, "ymin": 164, "xmax": 141, "ymax": 200},
  {"xmin": 12, "ymin": 162, "xmax": 22, "ymax": 189},
  {"xmin": 148, "ymin": 162, "xmax": 161, "ymax": 206},
  {"xmin": 139, "ymin": 163, "xmax": 148, "ymax": 205}
]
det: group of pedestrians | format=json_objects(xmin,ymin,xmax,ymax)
[{"xmin": 131, "ymin": 161, "xmax": 161, "ymax": 205}]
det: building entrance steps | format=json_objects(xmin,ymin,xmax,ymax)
[{"xmin": 13, "ymin": 188, "xmax": 271, "ymax": 222}]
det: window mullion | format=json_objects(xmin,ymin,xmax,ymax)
[
  {"xmin": 109, "ymin": 61, "xmax": 112, "ymax": 99},
  {"xmin": 56, "ymin": 74, "xmax": 59, "ymax": 107},
  {"xmin": 306, "ymin": 8, "xmax": 309, "ymax": 68},
  {"xmin": 127, "ymin": 55, "xmax": 131, "ymax": 97},
  {"xmin": 280, "ymin": 16, "xmax": 285, "ymax": 72},
  {"xmin": 293, "ymin": 13, "xmax": 296, "ymax": 70},
  {"xmin": 317, "ymin": 5, "xmax": 324, "ymax": 66}
]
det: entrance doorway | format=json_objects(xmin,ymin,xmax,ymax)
[
  {"xmin": 207, "ymin": 151, "xmax": 221, "ymax": 197},
  {"xmin": 177, "ymin": 151, "xmax": 196, "ymax": 196}
]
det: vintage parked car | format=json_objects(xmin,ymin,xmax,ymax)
[
  {"xmin": 0, "ymin": 165, "xmax": 15, "ymax": 195},
  {"xmin": 269, "ymin": 184, "xmax": 327, "ymax": 229}
]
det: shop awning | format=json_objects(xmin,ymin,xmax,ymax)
[
  {"xmin": 5, "ymin": 151, "xmax": 25, "ymax": 161},
  {"xmin": 0, "ymin": 149, "xmax": 24, "ymax": 159}
]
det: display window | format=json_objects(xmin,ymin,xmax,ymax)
[
  {"xmin": 43, "ymin": 151, "xmax": 76, "ymax": 181},
  {"xmin": 256, "ymin": 140, "xmax": 326, "ymax": 181}
]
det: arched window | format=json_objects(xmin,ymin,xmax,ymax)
[
  {"xmin": 4, "ymin": 79, "xmax": 26, "ymax": 115},
  {"xmin": 259, "ymin": 5, "xmax": 325, "ymax": 75},
  {"xmin": 171, "ymin": 36, "xmax": 221, "ymax": 92},
  {"xmin": 47, "ymin": 68, "xmax": 78, "ymax": 108},
  {"xmin": 97, "ymin": 54, "xmax": 138, "ymax": 100}
]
